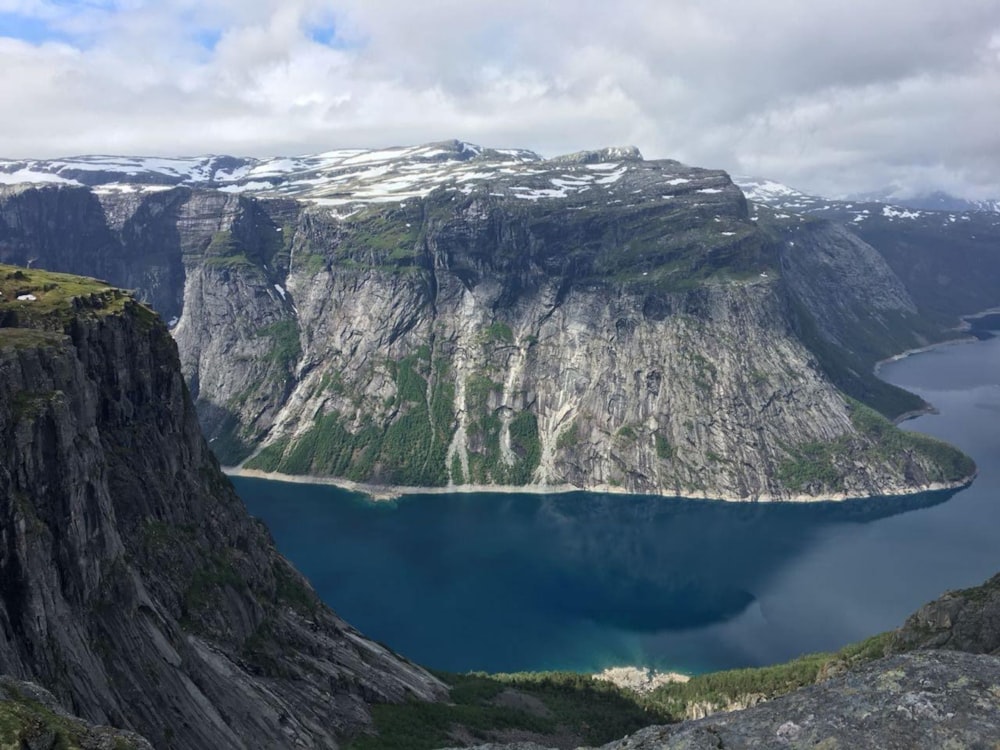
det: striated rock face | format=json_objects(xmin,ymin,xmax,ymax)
[
  {"xmin": 0, "ymin": 265, "xmax": 445, "ymax": 749},
  {"xmin": 0, "ymin": 145, "xmax": 975, "ymax": 499}
]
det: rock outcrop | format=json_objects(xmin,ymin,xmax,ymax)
[
  {"xmin": 0, "ymin": 676, "xmax": 154, "ymax": 749},
  {"xmin": 891, "ymin": 572, "xmax": 1000, "ymax": 655},
  {"xmin": 0, "ymin": 265, "xmax": 444, "ymax": 749},
  {"xmin": 595, "ymin": 652, "xmax": 1000, "ymax": 749}
]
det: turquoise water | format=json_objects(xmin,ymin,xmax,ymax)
[{"xmin": 234, "ymin": 332, "xmax": 1000, "ymax": 675}]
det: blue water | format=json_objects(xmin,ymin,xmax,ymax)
[{"xmin": 234, "ymin": 332, "xmax": 1000, "ymax": 675}]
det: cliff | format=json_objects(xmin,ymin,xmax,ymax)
[
  {"xmin": 0, "ymin": 265, "xmax": 444, "ymax": 749},
  {"xmin": 0, "ymin": 143, "xmax": 977, "ymax": 499}
]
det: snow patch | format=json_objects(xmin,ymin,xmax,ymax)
[
  {"xmin": 882, "ymin": 206, "xmax": 921, "ymax": 219},
  {"xmin": 0, "ymin": 169, "xmax": 79, "ymax": 186}
]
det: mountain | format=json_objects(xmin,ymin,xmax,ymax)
[
  {"xmin": 0, "ymin": 143, "xmax": 979, "ymax": 500},
  {"xmin": 0, "ymin": 265, "xmax": 444, "ymax": 749},
  {"xmin": 851, "ymin": 189, "xmax": 1000, "ymax": 214},
  {"xmin": 734, "ymin": 176, "xmax": 1000, "ymax": 320}
]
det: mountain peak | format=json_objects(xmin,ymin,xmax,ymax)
[{"xmin": 550, "ymin": 145, "xmax": 644, "ymax": 164}]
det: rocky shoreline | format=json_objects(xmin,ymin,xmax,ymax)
[{"xmin": 224, "ymin": 466, "xmax": 975, "ymax": 504}]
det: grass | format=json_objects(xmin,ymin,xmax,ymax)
[{"xmin": 0, "ymin": 264, "xmax": 132, "ymax": 329}]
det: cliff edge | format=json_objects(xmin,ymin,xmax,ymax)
[{"xmin": 0, "ymin": 265, "xmax": 445, "ymax": 749}]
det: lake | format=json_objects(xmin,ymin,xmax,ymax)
[{"xmin": 234, "ymin": 330, "xmax": 1000, "ymax": 675}]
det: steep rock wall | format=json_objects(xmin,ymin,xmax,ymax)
[
  {"xmin": 0, "ymin": 266, "xmax": 444, "ymax": 749},
  {"xmin": 0, "ymin": 162, "xmax": 975, "ymax": 499}
]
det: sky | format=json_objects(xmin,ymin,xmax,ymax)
[{"xmin": 1, "ymin": 0, "xmax": 999, "ymax": 199}]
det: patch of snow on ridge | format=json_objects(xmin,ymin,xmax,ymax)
[
  {"xmin": 882, "ymin": 206, "xmax": 922, "ymax": 219},
  {"xmin": 594, "ymin": 167, "xmax": 628, "ymax": 185},
  {"xmin": 0, "ymin": 169, "xmax": 80, "ymax": 185},
  {"xmin": 217, "ymin": 181, "xmax": 277, "ymax": 193}
]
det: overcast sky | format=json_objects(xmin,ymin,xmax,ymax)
[{"xmin": 1, "ymin": 0, "xmax": 998, "ymax": 198}]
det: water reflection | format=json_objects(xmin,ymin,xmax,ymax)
[{"xmin": 234, "ymin": 479, "xmax": 957, "ymax": 672}]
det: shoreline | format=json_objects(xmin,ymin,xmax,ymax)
[
  {"xmin": 872, "ymin": 334, "xmax": 979, "ymax": 377},
  {"xmin": 223, "ymin": 466, "xmax": 974, "ymax": 504},
  {"xmin": 592, "ymin": 666, "xmax": 689, "ymax": 694}
]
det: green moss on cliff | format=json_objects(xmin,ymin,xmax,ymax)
[
  {"xmin": 0, "ymin": 688, "xmax": 148, "ymax": 749},
  {"xmin": 777, "ymin": 399, "xmax": 975, "ymax": 494},
  {"xmin": 247, "ymin": 356, "xmax": 456, "ymax": 485}
]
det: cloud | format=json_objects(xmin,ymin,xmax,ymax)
[{"xmin": 0, "ymin": 0, "xmax": 998, "ymax": 198}]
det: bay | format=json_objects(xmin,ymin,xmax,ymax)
[{"xmin": 234, "ymin": 331, "xmax": 1000, "ymax": 675}]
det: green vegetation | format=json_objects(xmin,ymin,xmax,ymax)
[
  {"xmin": 348, "ymin": 671, "xmax": 670, "ymax": 750},
  {"xmin": 245, "ymin": 437, "xmax": 289, "ymax": 472},
  {"xmin": 650, "ymin": 631, "xmax": 893, "ymax": 720},
  {"xmin": 481, "ymin": 321, "xmax": 514, "ymax": 344},
  {"xmin": 258, "ymin": 319, "xmax": 301, "ymax": 370},
  {"xmin": 506, "ymin": 411, "xmax": 542, "ymax": 484},
  {"xmin": 272, "ymin": 560, "xmax": 319, "ymax": 616},
  {"xmin": 616, "ymin": 425, "xmax": 637, "ymax": 441},
  {"xmin": 0, "ymin": 265, "xmax": 131, "ymax": 328},
  {"xmin": 10, "ymin": 390, "xmax": 60, "ymax": 421},
  {"xmin": 848, "ymin": 400, "xmax": 975, "ymax": 483},
  {"xmin": 777, "ymin": 440, "xmax": 845, "ymax": 492},
  {"xmin": 466, "ymin": 375, "xmax": 502, "ymax": 413},
  {"xmin": 777, "ymin": 399, "xmax": 975, "ymax": 493},
  {"xmin": 558, "ymin": 421, "xmax": 581, "ymax": 449},
  {"xmin": 0, "ymin": 684, "xmax": 148, "ymax": 750},
  {"xmin": 247, "ymin": 355, "xmax": 456, "ymax": 486},
  {"xmin": 654, "ymin": 433, "xmax": 674, "ymax": 460},
  {"xmin": 335, "ymin": 208, "xmax": 423, "ymax": 269},
  {"xmin": 296, "ymin": 252, "xmax": 327, "ymax": 275},
  {"xmin": 206, "ymin": 230, "xmax": 239, "ymax": 255}
]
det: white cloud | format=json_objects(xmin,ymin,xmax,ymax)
[{"xmin": 0, "ymin": 0, "xmax": 998, "ymax": 198}]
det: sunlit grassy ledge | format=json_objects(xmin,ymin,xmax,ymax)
[{"xmin": 223, "ymin": 466, "xmax": 974, "ymax": 503}]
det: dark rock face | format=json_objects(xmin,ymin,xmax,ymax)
[
  {"xmin": 597, "ymin": 652, "xmax": 1000, "ymax": 750},
  {"xmin": 891, "ymin": 573, "xmax": 1000, "ymax": 656},
  {"xmin": 0, "ymin": 269, "xmax": 444, "ymax": 749}
]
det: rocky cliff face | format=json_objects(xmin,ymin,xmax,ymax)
[
  {"xmin": 0, "ymin": 265, "xmax": 444, "ymax": 749},
  {"xmin": 0, "ymin": 143, "xmax": 976, "ymax": 499}
]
